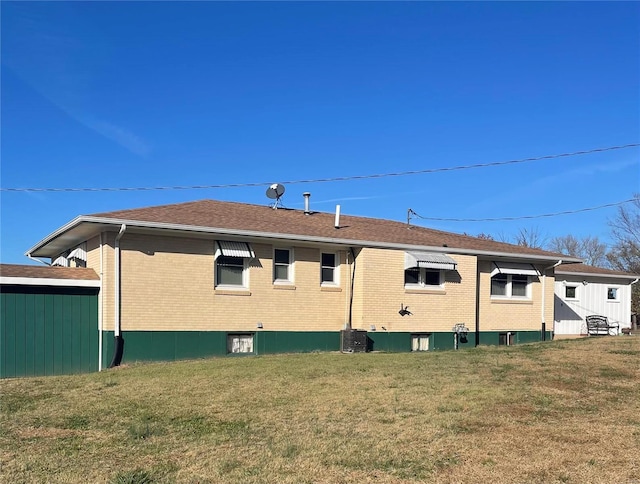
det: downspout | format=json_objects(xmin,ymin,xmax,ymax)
[
  {"xmin": 99, "ymin": 232, "xmax": 104, "ymax": 371},
  {"xmin": 348, "ymin": 247, "xmax": 356, "ymax": 330},
  {"xmin": 109, "ymin": 224, "xmax": 126, "ymax": 368},
  {"xmin": 541, "ymin": 259, "xmax": 562, "ymax": 341},
  {"xmin": 27, "ymin": 254, "xmax": 50, "ymax": 266}
]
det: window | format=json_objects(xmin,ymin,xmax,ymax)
[
  {"xmin": 491, "ymin": 274, "xmax": 508, "ymax": 296},
  {"xmin": 216, "ymin": 256, "xmax": 245, "ymax": 287},
  {"xmin": 565, "ymin": 285, "xmax": 578, "ymax": 299},
  {"xmin": 405, "ymin": 268, "xmax": 443, "ymax": 288},
  {"xmin": 411, "ymin": 334, "xmax": 430, "ymax": 351},
  {"xmin": 321, "ymin": 252, "xmax": 339, "ymax": 285},
  {"xmin": 499, "ymin": 332, "xmax": 515, "ymax": 346},
  {"xmin": 274, "ymin": 248, "xmax": 293, "ymax": 283},
  {"xmin": 490, "ymin": 274, "xmax": 531, "ymax": 298},
  {"xmin": 227, "ymin": 333, "xmax": 254, "ymax": 354},
  {"xmin": 215, "ymin": 240, "xmax": 254, "ymax": 289},
  {"xmin": 607, "ymin": 287, "xmax": 619, "ymax": 301}
]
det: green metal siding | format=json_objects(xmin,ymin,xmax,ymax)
[
  {"xmin": 102, "ymin": 330, "xmax": 341, "ymax": 364},
  {"xmin": 0, "ymin": 286, "xmax": 98, "ymax": 378},
  {"xmin": 476, "ymin": 330, "xmax": 550, "ymax": 346}
]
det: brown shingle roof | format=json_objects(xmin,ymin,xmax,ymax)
[
  {"xmin": 556, "ymin": 263, "xmax": 638, "ymax": 278},
  {"xmin": 0, "ymin": 264, "xmax": 100, "ymax": 281},
  {"xmin": 91, "ymin": 199, "xmax": 572, "ymax": 260}
]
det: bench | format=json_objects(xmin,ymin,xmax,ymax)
[{"xmin": 585, "ymin": 315, "xmax": 619, "ymax": 336}]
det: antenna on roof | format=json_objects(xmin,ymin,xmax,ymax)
[{"xmin": 266, "ymin": 183, "xmax": 286, "ymax": 209}]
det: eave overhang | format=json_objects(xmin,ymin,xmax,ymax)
[{"xmin": 26, "ymin": 216, "xmax": 583, "ymax": 264}]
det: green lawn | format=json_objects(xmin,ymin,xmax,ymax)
[{"xmin": 2, "ymin": 336, "xmax": 640, "ymax": 483}]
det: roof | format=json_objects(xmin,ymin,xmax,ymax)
[
  {"xmin": 0, "ymin": 264, "xmax": 100, "ymax": 287},
  {"xmin": 27, "ymin": 198, "xmax": 582, "ymax": 263},
  {"xmin": 556, "ymin": 262, "xmax": 639, "ymax": 280}
]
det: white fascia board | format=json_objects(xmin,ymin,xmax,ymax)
[
  {"xmin": 0, "ymin": 276, "xmax": 101, "ymax": 288},
  {"xmin": 25, "ymin": 215, "xmax": 85, "ymax": 256},
  {"xmin": 27, "ymin": 216, "xmax": 583, "ymax": 264},
  {"xmin": 555, "ymin": 270, "xmax": 639, "ymax": 280}
]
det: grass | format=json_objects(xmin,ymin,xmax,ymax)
[{"xmin": 1, "ymin": 337, "xmax": 640, "ymax": 483}]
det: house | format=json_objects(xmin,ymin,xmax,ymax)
[
  {"xmin": 20, "ymin": 196, "xmax": 581, "ymax": 370},
  {"xmin": 553, "ymin": 263, "xmax": 638, "ymax": 338},
  {"xmin": 0, "ymin": 264, "xmax": 100, "ymax": 378}
]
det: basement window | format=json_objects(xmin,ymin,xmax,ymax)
[
  {"xmin": 227, "ymin": 333, "xmax": 254, "ymax": 354},
  {"xmin": 411, "ymin": 333, "xmax": 430, "ymax": 351},
  {"xmin": 499, "ymin": 332, "xmax": 515, "ymax": 346}
]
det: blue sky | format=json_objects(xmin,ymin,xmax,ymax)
[{"xmin": 1, "ymin": 2, "xmax": 639, "ymax": 264}]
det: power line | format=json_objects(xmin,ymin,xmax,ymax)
[
  {"xmin": 1, "ymin": 143, "xmax": 638, "ymax": 193},
  {"xmin": 408, "ymin": 198, "xmax": 636, "ymax": 223}
]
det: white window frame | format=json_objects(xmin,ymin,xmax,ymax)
[
  {"xmin": 227, "ymin": 333, "xmax": 254, "ymax": 354},
  {"xmin": 411, "ymin": 333, "xmax": 430, "ymax": 352},
  {"xmin": 215, "ymin": 255, "xmax": 249, "ymax": 289},
  {"xmin": 607, "ymin": 287, "xmax": 620, "ymax": 302},
  {"xmin": 490, "ymin": 274, "xmax": 531, "ymax": 299},
  {"xmin": 320, "ymin": 251, "xmax": 340, "ymax": 286},
  {"xmin": 404, "ymin": 268, "xmax": 444, "ymax": 290},
  {"xmin": 273, "ymin": 248, "xmax": 294, "ymax": 284},
  {"xmin": 564, "ymin": 284, "xmax": 579, "ymax": 300}
]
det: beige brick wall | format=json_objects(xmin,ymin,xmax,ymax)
[
  {"xmin": 477, "ymin": 260, "xmax": 554, "ymax": 331},
  {"xmin": 351, "ymin": 248, "xmax": 477, "ymax": 333},
  {"xmin": 107, "ymin": 233, "xmax": 351, "ymax": 332}
]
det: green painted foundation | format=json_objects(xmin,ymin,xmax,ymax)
[
  {"xmin": 101, "ymin": 329, "xmax": 550, "ymax": 366},
  {"xmin": 101, "ymin": 330, "xmax": 341, "ymax": 367},
  {"xmin": 1, "ymin": 285, "xmax": 99, "ymax": 378}
]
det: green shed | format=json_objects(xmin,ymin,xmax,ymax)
[{"xmin": 0, "ymin": 264, "xmax": 100, "ymax": 378}]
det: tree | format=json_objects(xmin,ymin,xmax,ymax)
[
  {"xmin": 513, "ymin": 226, "xmax": 547, "ymax": 249},
  {"xmin": 607, "ymin": 194, "xmax": 640, "ymax": 314},
  {"xmin": 548, "ymin": 234, "xmax": 608, "ymax": 266}
]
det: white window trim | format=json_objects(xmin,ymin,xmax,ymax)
[
  {"xmin": 215, "ymin": 256, "xmax": 250, "ymax": 290},
  {"xmin": 227, "ymin": 333, "xmax": 255, "ymax": 354},
  {"xmin": 404, "ymin": 268, "xmax": 445, "ymax": 290},
  {"xmin": 320, "ymin": 251, "xmax": 340, "ymax": 286},
  {"xmin": 607, "ymin": 286, "xmax": 620, "ymax": 302},
  {"xmin": 273, "ymin": 247, "xmax": 294, "ymax": 285},
  {"xmin": 564, "ymin": 284, "xmax": 579, "ymax": 301},
  {"xmin": 491, "ymin": 274, "xmax": 532, "ymax": 300}
]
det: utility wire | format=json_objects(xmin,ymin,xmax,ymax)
[
  {"xmin": 1, "ymin": 143, "xmax": 638, "ymax": 192},
  {"xmin": 408, "ymin": 198, "xmax": 636, "ymax": 223}
]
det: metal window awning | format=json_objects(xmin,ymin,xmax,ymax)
[
  {"xmin": 51, "ymin": 256, "xmax": 69, "ymax": 267},
  {"xmin": 405, "ymin": 252, "xmax": 457, "ymax": 271},
  {"xmin": 215, "ymin": 240, "xmax": 255, "ymax": 259},
  {"xmin": 491, "ymin": 261, "xmax": 540, "ymax": 277},
  {"xmin": 68, "ymin": 246, "xmax": 87, "ymax": 262}
]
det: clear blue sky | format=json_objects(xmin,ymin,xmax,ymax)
[{"xmin": 1, "ymin": 2, "xmax": 639, "ymax": 264}]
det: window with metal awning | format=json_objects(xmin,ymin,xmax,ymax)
[
  {"xmin": 404, "ymin": 251, "xmax": 457, "ymax": 271},
  {"xmin": 215, "ymin": 240, "xmax": 255, "ymax": 259},
  {"xmin": 490, "ymin": 262, "xmax": 540, "ymax": 277},
  {"xmin": 68, "ymin": 245, "xmax": 87, "ymax": 262}
]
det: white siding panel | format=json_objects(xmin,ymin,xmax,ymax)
[{"xmin": 554, "ymin": 275, "xmax": 632, "ymax": 336}]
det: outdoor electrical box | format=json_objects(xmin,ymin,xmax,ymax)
[{"xmin": 341, "ymin": 329, "xmax": 368, "ymax": 353}]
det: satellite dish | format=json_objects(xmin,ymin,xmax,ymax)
[
  {"xmin": 266, "ymin": 183, "xmax": 285, "ymax": 208},
  {"xmin": 266, "ymin": 183, "xmax": 285, "ymax": 199}
]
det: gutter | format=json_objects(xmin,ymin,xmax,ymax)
[
  {"xmin": 27, "ymin": 254, "xmax": 50, "ymax": 266},
  {"xmin": 26, "ymin": 216, "xmax": 583, "ymax": 264},
  {"xmin": 541, "ymin": 259, "xmax": 563, "ymax": 341},
  {"xmin": 109, "ymin": 224, "xmax": 126, "ymax": 368}
]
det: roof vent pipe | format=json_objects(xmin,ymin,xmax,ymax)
[
  {"xmin": 335, "ymin": 205, "xmax": 341, "ymax": 228},
  {"xmin": 303, "ymin": 192, "xmax": 311, "ymax": 215}
]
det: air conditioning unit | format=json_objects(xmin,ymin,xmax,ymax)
[{"xmin": 341, "ymin": 329, "xmax": 368, "ymax": 353}]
